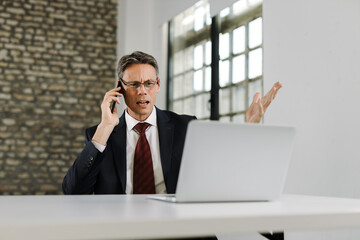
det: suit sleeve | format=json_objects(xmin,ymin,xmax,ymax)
[{"xmin": 62, "ymin": 128, "xmax": 104, "ymax": 194}]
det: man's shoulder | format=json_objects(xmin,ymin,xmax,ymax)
[{"xmin": 156, "ymin": 108, "xmax": 196, "ymax": 124}]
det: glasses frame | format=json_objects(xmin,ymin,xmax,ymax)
[{"xmin": 119, "ymin": 78, "xmax": 159, "ymax": 90}]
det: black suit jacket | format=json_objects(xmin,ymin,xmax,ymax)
[{"xmin": 62, "ymin": 107, "xmax": 196, "ymax": 194}]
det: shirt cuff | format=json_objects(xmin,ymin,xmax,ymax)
[{"xmin": 91, "ymin": 140, "xmax": 106, "ymax": 153}]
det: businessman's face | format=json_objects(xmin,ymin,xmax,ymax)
[{"xmin": 122, "ymin": 64, "xmax": 160, "ymax": 121}]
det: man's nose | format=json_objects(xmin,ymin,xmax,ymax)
[{"xmin": 137, "ymin": 84, "xmax": 147, "ymax": 94}]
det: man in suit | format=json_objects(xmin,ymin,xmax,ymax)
[
  {"xmin": 62, "ymin": 51, "xmax": 282, "ymax": 196},
  {"xmin": 62, "ymin": 51, "xmax": 283, "ymax": 240}
]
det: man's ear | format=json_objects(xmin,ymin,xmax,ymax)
[{"xmin": 156, "ymin": 77, "xmax": 160, "ymax": 93}]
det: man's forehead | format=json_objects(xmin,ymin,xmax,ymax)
[{"xmin": 123, "ymin": 64, "xmax": 156, "ymax": 79}]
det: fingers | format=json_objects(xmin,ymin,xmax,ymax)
[
  {"xmin": 106, "ymin": 87, "xmax": 122, "ymax": 95},
  {"xmin": 246, "ymin": 96, "xmax": 263, "ymax": 123},
  {"xmin": 103, "ymin": 87, "xmax": 122, "ymax": 104},
  {"xmin": 107, "ymin": 87, "xmax": 123, "ymax": 97},
  {"xmin": 98, "ymin": 87, "xmax": 122, "ymax": 128},
  {"xmin": 246, "ymin": 82, "xmax": 281, "ymax": 123},
  {"xmin": 114, "ymin": 86, "xmax": 122, "ymax": 92},
  {"xmin": 266, "ymin": 82, "xmax": 281, "ymax": 107},
  {"xmin": 274, "ymin": 81, "xmax": 283, "ymax": 89},
  {"xmin": 109, "ymin": 96, "xmax": 121, "ymax": 105},
  {"xmin": 254, "ymin": 94, "xmax": 264, "ymax": 116},
  {"xmin": 262, "ymin": 81, "xmax": 282, "ymax": 108},
  {"xmin": 101, "ymin": 96, "xmax": 121, "ymax": 109},
  {"xmin": 271, "ymin": 81, "xmax": 282, "ymax": 99},
  {"xmin": 251, "ymin": 92, "xmax": 261, "ymax": 105},
  {"xmin": 112, "ymin": 104, "xmax": 117, "ymax": 114},
  {"xmin": 258, "ymin": 97, "xmax": 264, "ymax": 115}
]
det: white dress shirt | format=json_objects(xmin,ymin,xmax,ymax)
[{"xmin": 92, "ymin": 107, "xmax": 167, "ymax": 194}]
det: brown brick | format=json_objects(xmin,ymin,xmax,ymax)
[
  {"xmin": 7, "ymin": 7, "xmax": 26, "ymax": 15},
  {"xmin": 3, "ymin": 118, "xmax": 16, "ymax": 125},
  {"xmin": 0, "ymin": 13, "xmax": 11, "ymax": 18},
  {"xmin": 58, "ymin": 96, "xmax": 77, "ymax": 104},
  {"xmin": 14, "ymin": 94, "xmax": 35, "ymax": 101},
  {"xmin": 29, "ymin": 0, "xmax": 48, "ymax": 5},
  {"xmin": 34, "ymin": 35, "xmax": 45, "ymax": 41},
  {"xmin": 49, "ymin": 110, "xmax": 66, "ymax": 115},
  {"xmin": 0, "ymin": 186, "xmax": 18, "ymax": 191},
  {"xmin": 48, "ymin": 84, "xmax": 68, "ymax": 91},
  {"xmin": 31, "ymin": 172, "xmax": 48, "ymax": 179},
  {"xmin": 24, "ymin": 4, "xmax": 32, "ymax": 9},
  {"xmin": 28, "ymin": 46, "xmax": 46, "ymax": 52},
  {"xmin": 0, "ymin": 31, "xmax": 10, "ymax": 37},
  {"xmin": 59, "ymin": 50, "xmax": 78, "ymax": 56},
  {"xmin": 0, "ymin": 93, "xmax": 11, "ymax": 100},
  {"xmin": 6, "ymin": 159, "xmax": 21, "ymax": 165},
  {"xmin": 4, "ymin": 43, "xmax": 25, "ymax": 51},
  {"xmin": 40, "ymin": 184, "xmax": 58, "ymax": 191},
  {"xmin": 71, "ymin": 62, "xmax": 88, "ymax": 68},
  {"xmin": 25, "ymin": 70, "xmax": 63, "ymax": 79},
  {"xmin": 28, "ymin": 153, "xmax": 38, "ymax": 159},
  {"xmin": 29, "ymin": 160, "xmax": 45, "ymax": 165},
  {"xmin": 18, "ymin": 173, "xmax": 30, "ymax": 178},
  {"xmin": 39, "ymin": 153, "xmax": 49, "ymax": 159},
  {"xmin": 29, "ymin": 11, "xmax": 46, "ymax": 17},
  {"xmin": 69, "ymin": 122, "xmax": 84, "ymax": 129},
  {"xmin": 0, "ymin": 62, "xmax": 8, "ymax": 67},
  {"xmin": 6, "ymin": 19, "xmax": 18, "ymax": 26},
  {"xmin": 46, "ymin": 7, "xmax": 55, "ymax": 12},
  {"xmin": 0, "ymin": 132, "xmax": 12, "ymax": 138},
  {"xmin": 0, "ymin": 0, "xmax": 117, "ymax": 195},
  {"xmin": 34, "ymin": 5, "xmax": 44, "ymax": 11},
  {"xmin": 50, "ymin": 13, "xmax": 67, "ymax": 20},
  {"xmin": 38, "ymin": 95, "xmax": 56, "ymax": 101}
]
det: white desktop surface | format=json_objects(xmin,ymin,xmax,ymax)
[{"xmin": 1, "ymin": 194, "xmax": 360, "ymax": 239}]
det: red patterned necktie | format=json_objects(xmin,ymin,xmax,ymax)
[{"xmin": 133, "ymin": 122, "xmax": 156, "ymax": 194}]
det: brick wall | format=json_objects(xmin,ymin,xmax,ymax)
[{"xmin": 0, "ymin": 0, "xmax": 118, "ymax": 194}]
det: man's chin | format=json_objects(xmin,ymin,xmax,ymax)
[
  {"xmin": 127, "ymin": 106, "xmax": 153, "ymax": 121},
  {"xmin": 136, "ymin": 104, "xmax": 152, "ymax": 111}
]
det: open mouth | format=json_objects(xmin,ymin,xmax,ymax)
[{"xmin": 136, "ymin": 100, "xmax": 150, "ymax": 106}]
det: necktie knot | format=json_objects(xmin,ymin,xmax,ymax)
[{"xmin": 134, "ymin": 122, "xmax": 150, "ymax": 134}]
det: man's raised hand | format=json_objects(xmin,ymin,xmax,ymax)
[{"xmin": 245, "ymin": 81, "xmax": 282, "ymax": 123}]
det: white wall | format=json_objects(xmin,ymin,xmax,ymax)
[
  {"xmin": 263, "ymin": 0, "xmax": 360, "ymax": 198},
  {"xmin": 264, "ymin": 1, "xmax": 360, "ymax": 239}
]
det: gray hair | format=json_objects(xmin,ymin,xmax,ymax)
[{"xmin": 116, "ymin": 51, "xmax": 159, "ymax": 80}]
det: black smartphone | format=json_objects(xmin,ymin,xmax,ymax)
[{"xmin": 110, "ymin": 80, "xmax": 124, "ymax": 113}]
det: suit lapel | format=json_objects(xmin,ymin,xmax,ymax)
[
  {"xmin": 156, "ymin": 108, "xmax": 174, "ymax": 186},
  {"xmin": 109, "ymin": 108, "xmax": 174, "ymax": 193},
  {"xmin": 109, "ymin": 112, "xmax": 127, "ymax": 192}
]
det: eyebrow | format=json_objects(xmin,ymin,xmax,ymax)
[{"xmin": 125, "ymin": 79, "xmax": 157, "ymax": 82}]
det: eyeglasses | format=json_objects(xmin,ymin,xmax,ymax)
[{"xmin": 119, "ymin": 78, "xmax": 158, "ymax": 90}]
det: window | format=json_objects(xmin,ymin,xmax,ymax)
[{"xmin": 168, "ymin": 0, "xmax": 263, "ymax": 122}]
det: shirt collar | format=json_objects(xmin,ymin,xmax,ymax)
[{"xmin": 125, "ymin": 106, "xmax": 157, "ymax": 132}]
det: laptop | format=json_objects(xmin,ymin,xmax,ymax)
[{"xmin": 148, "ymin": 120, "xmax": 295, "ymax": 203}]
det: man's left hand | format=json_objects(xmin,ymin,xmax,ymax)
[{"xmin": 245, "ymin": 81, "xmax": 283, "ymax": 123}]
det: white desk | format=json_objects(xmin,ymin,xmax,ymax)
[{"xmin": 1, "ymin": 194, "xmax": 360, "ymax": 240}]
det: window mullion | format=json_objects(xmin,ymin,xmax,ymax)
[
  {"xmin": 210, "ymin": 16, "xmax": 220, "ymax": 120},
  {"xmin": 166, "ymin": 21, "xmax": 173, "ymax": 110}
]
